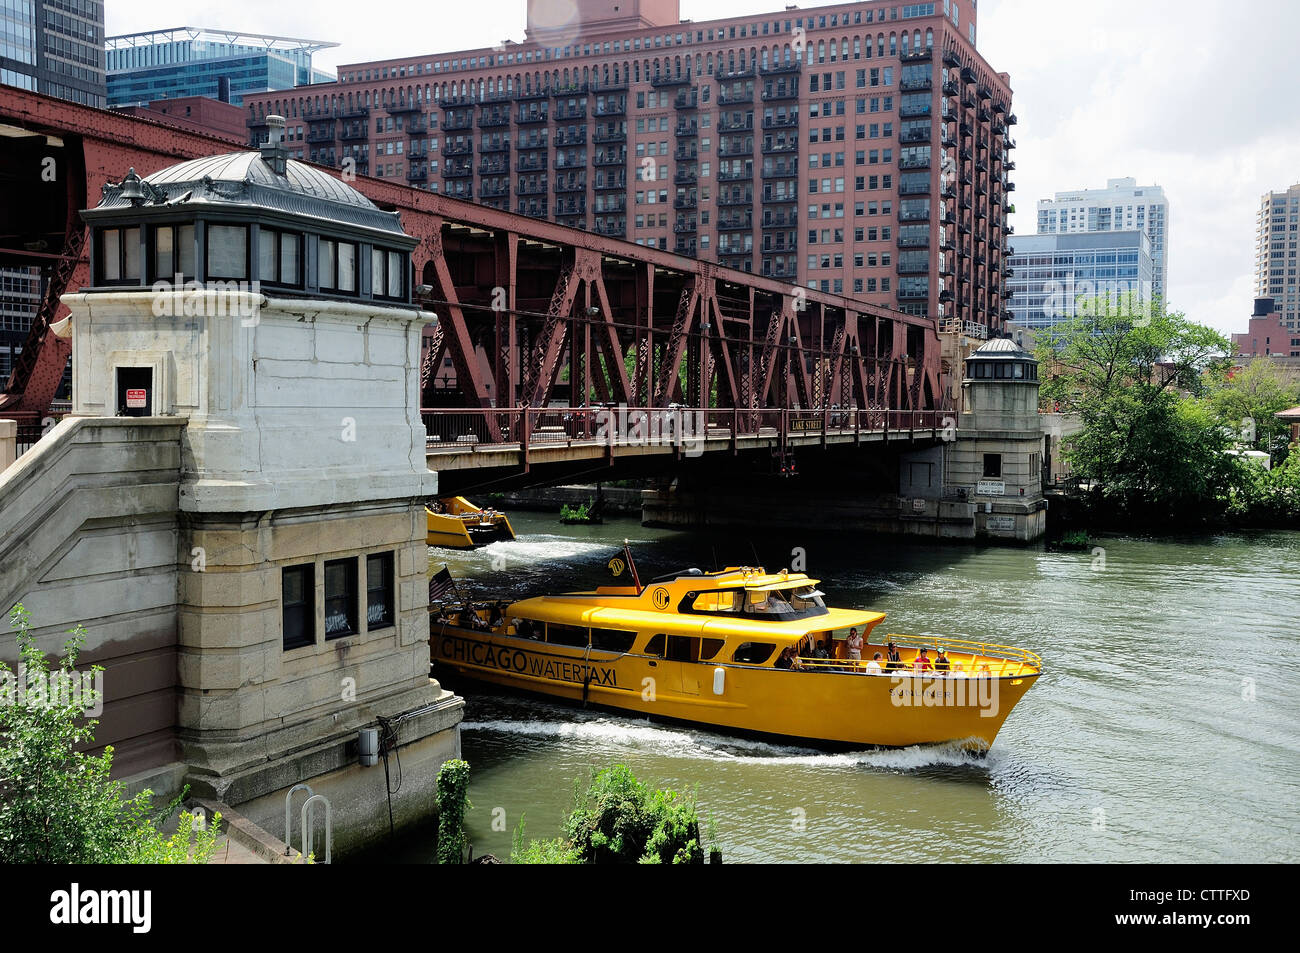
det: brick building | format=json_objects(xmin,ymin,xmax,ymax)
[{"xmin": 243, "ymin": 0, "xmax": 1015, "ymax": 333}]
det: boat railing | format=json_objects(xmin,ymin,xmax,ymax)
[{"xmin": 795, "ymin": 635, "xmax": 1040, "ymax": 676}]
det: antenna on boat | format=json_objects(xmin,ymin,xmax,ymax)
[
  {"xmin": 749, "ymin": 540, "xmax": 761, "ymax": 571},
  {"xmin": 623, "ymin": 538, "xmax": 643, "ymax": 595}
]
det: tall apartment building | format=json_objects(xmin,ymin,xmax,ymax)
[
  {"xmin": 1036, "ymin": 177, "xmax": 1169, "ymax": 307},
  {"xmin": 243, "ymin": 0, "xmax": 1016, "ymax": 334},
  {"xmin": 1006, "ymin": 231, "xmax": 1153, "ymax": 330},
  {"xmin": 1255, "ymin": 184, "xmax": 1300, "ymax": 331},
  {"xmin": 105, "ymin": 28, "xmax": 336, "ymax": 108},
  {"xmin": 0, "ymin": 0, "xmax": 105, "ymax": 105}
]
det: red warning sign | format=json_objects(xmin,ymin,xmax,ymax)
[{"xmin": 126, "ymin": 388, "xmax": 147, "ymax": 409}]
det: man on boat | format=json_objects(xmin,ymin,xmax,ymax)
[
  {"xmin": 934, "ymin": 647, "xmax": 951, "ymax": 672},
  {"xmin": 846, "ymin": 627, "xmax": 864, "ymax": 667}
]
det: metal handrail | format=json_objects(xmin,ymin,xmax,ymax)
[
  {"xmin": 301, "ymin": 793, "xmax": 332, "ymax": 864},
  {"xmin": 795, "ymin": 634, "xmax": 1041, "ymax": 677},
  {"xmin": 284, "ymin": 783, "xmax": 312, "ymax": 858}
]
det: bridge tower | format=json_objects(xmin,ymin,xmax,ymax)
[{"xmin": 3, "ymin": 120, "xmax": 462, "ymax": 852}]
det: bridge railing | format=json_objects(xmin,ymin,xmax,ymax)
[{"xmin": 423, "ymin": 406, "xmax": 945, "ymax": 452}]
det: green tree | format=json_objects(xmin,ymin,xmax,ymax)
[
  {"xmin": 563, "ymin": 764, "xmax": 703, "ymax": 864},
  {"xmin": 1036, "ymin": 297, "xmax": 1236, "ymax": 521},
  {"xmin": 0, "ymin": 605, "xmax": 220, "ymax": 864},
  {"xmin": 1206, "ymin": 358, "xmax": 1300, "ymax": 464}
]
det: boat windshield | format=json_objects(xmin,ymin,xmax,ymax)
[
  {"xmin": 745, "ymin": 589, "xmax": 793, "ymax": 614},
  {"xmin": 790, "ymin": 586, "xmax": 825, "ymax": 611}
]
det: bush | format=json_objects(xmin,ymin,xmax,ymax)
[
  {"xmin": 564, "ymin": 765, "xmax": 703, "ymax": 865},
  {"xmin": 436, "ymin": 758, "xmax": 472, "ymax": 864},
  {"xmin": 0, "ymin": 604, "xmax": 220, "ymax": 864}
]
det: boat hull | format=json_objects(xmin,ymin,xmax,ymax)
[{"xmin": 431, "ymin": 624, "xmax": 1037, "ymax": 750}]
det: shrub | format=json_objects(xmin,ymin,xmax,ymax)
[
  {"xmin": 436, "ymin": 758, "xmax": 472, "ymax": 864},
  {"xmin": 0, "ymin": 604, "xmax": 220, "ymax": 864},
  {"xmin": 563, "ymin": 765, "xmax": 703, "ymax": 865}
]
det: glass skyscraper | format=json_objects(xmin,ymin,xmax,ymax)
[
  {"xmin": 105, "ymin": 29, "xmax": 336, "ymax": 107},
  {"xmin": 1006, "ymin": 231, "xmax": 1153, "ymax": 330},
  {"xmin": 0, "ymin": 0, "xmax": 105, "ymax": 106}
]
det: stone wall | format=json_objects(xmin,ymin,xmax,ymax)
[{"xmin": 0, "ymin": 416, "xmax": 185, "ymax": 774}]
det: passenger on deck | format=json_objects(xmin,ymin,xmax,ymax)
[
  {"xmin": 914, "ymin": 648, "xmax": 933, "ymax": 672},
  {"xmin": 774, "ymin": 647, "xmax": 793, "ymax": 670},
  {"xmin": 934, "ymin": 647, "xmax": 951, "ymax": 672},
  {"xmin": 866, "ymin": 652, "xmax": 883, "ymax": 675},
  {"xmin": 846, "ymin": 627, "xmax": 864, "ymax": 666},
  {"xmin": 952, "ymin": 662, "xmax": 966, "ymax": 675},
  {"xmin": 979, "ymin": 663, "xmax": 992, "ymax": 676},
  {"xmin": 886, "ymin": 641, "xmax": 904, "ymax": 671},
  {"xmin": 813, "ymin": 639, "xmax": 831, "ymax": 661}
]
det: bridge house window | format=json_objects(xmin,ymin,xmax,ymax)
[
  {"xmin": 206, "ymin": 224, "xmax": 249, "ymax": 280},
  {"xmin": 371, "ymin": 246, "xmax": 406, "ymax": 300},
  {"xmin": 150, "ymin": 224, "xmax": 196, "ymax": 281},
  {"xmin": 98, "ymin": 226, "xmax": 141, "ymax": 285},
  {"xmin": 325, "ymin": 557, "xmax": 359, "ymax": 639},
  {"xmin": 319, "ymin": 238, "xmax": 358, "ymax": 294},
  {"xmin": 983, "ymin": 453, "xmax": 1003, "ymax": 478},
  {"xmin": 258, "ymin": 227, "xmax": 302, "ymax": 287},
  {"xmin": 366, "ymin": 552, "xmax": 395, "ymax": 629},
  {"xmin": 282, "ymin": 564, "xmax": 316, "ymax": 650}
]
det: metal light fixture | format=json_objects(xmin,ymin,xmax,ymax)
[{"xmin": 120, "ymin": 168, "xmax": 143, "ymax": 205}]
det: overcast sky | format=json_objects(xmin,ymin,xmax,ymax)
[{"xmin": 107, "ymin": 0, "xmax": 1300, "ymax": 334}]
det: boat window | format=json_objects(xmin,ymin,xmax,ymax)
[
  {"xmin": 546, "ymin": 622, "xmax": 589, "ymax": 647},
  {"xmin": 643, "ymin": 633, "xmax": 667, "ymax": 656},
  {"xmin": 591, "ymin": 627, "xmax": 637, "ymax": 653},
  {"xmin": 790, "ymin": 586, "xmax": 825, "ymax": 611},
  {"xmin": 745, "ymin": 590, "xmax": 793, "ymax": 614},
  {"xmin": 691, "ymin": 589, "xmax": 742, "ymax": 612},
  {"xmin": 733, "ymin": 641, "xmax": 777, "ymax": 665},
  {"xmin": 667, "ymin": 636, "xmax": 699, "ymax": 662},
  {"xmin": 700, "ymin": 637, "xmax": 726, "ymax": 661}
]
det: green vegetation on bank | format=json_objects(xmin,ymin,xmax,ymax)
[
  {"xmin": 0, "ymin": 605, "xmax": 221, "ymax": 864},
  {"xmin": 512, "ymin": 764, "xmax": 713, "ymax": 864},
  {"xmin": 1036, "ymin": 298, "xmax": 1300, "ymax": 527}
]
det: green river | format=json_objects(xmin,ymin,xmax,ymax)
[{"xmin": 381, "ymin": 513, "xmax": 1300, "ymax": 863}]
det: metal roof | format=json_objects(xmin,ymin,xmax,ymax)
[{"xmin": 88, "ymin": 151, "xmax": 409, "ymax": 239}]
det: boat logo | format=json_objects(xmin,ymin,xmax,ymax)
[
  {"xmin": 608, "ymin": 556, "xmax": 626, "ymax": 577},
  {"xmin": 651, "ymin": 587, "xmax": 671, "ymax": 610}
]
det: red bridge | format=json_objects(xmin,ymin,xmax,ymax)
[{"xmin": 1, "ymin": 87, "xmax": 950, "ymax": 485}]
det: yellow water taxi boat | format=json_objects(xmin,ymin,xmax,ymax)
[
  {"xmin": 426, "ymin": 496, "xmax": 516, "ymax": 549},
  {"xmin": 429, "ymin": 548, "xmax": 1041, "ymax": 750}
]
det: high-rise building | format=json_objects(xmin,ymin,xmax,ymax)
[
  {"xmin": 105, "ymin": 28, "xmax": 337, "ymax": 108},
  {"xmin": 0, "ymin": 0, "xmax": 105, "ymax": 106},
  {"xmin": 1006, "ymin": 231, "xmax": 1153, "ymax": 330},
  {"xmin": 1255, "ymin": 184, "xmax": 1300, "ymax": 331},
  {"xmin": 242, "ymin": 0, "xmax": 1016, "ymax": 334},
  {"xmin": 1036, "ymin": 177, "xmax": 1169, "ymax": 307}
]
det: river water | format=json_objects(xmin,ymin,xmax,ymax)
[{"xmin": 392, "ymin": 513, "xmax": 1300, "ymax": 863}]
